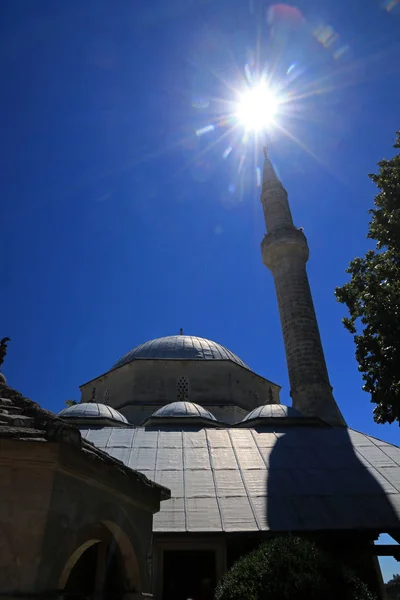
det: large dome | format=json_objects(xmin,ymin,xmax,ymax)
[{"xmin": 112, "ymin": 335, "xmax": 249, "ymax": 370}]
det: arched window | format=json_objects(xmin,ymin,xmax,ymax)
[{"xmin": 176, "ymin": 376, "xmax": 189, "ymax": 401}]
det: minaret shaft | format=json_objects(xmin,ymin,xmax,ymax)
[{"xmin": 260, "ymin": 154, "xmax": 345, "ymax": 426}]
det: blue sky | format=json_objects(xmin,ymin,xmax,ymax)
[{"xmin": 1, "ymin": 0, "xmax": 399, "ymax": 580}]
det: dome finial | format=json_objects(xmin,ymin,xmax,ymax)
[{"xmin": 179, "ymin": 328, "xmax": 184, "ymax": 335}]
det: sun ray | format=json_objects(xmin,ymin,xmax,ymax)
[{"xmin": 171, "ymin": 122, "xmax": 242, "ymax": 181}]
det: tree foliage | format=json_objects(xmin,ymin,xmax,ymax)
[
  {"xmin": 214, "ymin": 536, "xmax": 375, "ymax": 600},
  {"xmin": 385, "ymin": 574, "xmax": 400, "ymax": 600},
  {"xmin": 335, "ymin": 132, "xmax": 400, "ymax": 424},
  {"xmin": 64, "ymin": 399, "xmax": 78, "ymax": 407}
]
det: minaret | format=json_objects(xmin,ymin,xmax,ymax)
[{"xmin": 260, "ymin": 147, "xmax": 345, "ymax": 426}]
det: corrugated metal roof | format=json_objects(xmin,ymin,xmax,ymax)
[
  {"xmin": 80, "ymin": 425, "xmax": 400, "ymax": 534},
  {"xmin": 112, "ymin": 335, "xmax": 250, "ymax": 370}
]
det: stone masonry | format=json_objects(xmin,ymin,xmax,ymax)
[{"xmin": 260, "ymin": 151, "xmax": 345, "ymax": 426}]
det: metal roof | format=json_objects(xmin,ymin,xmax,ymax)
[
  {"xmin": 81, "ymin": 425, "xmax": 400, "ymax": 534},
  {"xmin": 112, "ymin": 335, "xmax": 250, "ymax": 370},
  {"xmin": 152, "ymin": 402, "xmax": 217, "ymax": 420},
  {"xmin": 242, "ymin": 404, "xmax": 304, "ymax": 421},
  {"xmin": 58, "ymin": 403, "xmax": 128, "ymax": 424}
]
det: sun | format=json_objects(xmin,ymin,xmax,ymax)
[{"xmin": 236, "ymin": 84, "xmax": 279, "ymax": 132}]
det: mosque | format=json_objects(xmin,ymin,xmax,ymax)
[{"xmin": 1, "ymin": 148, "xmax": 400, "ymax": 600}]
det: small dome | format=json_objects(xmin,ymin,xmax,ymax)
[
  {"xmin": 152, "ymin": 401, "xmax": 217, "ymax": 421},
  {"xmin": 242, "ymin": 404, "xmax": 304, "ymax": 422},
  {"xmin": 58, "ymin": 403, "xmax": 129, "ymax": 426},
  {"xmin": 112, "ymin": 335, "xmax": 249, "ymax": 370}
]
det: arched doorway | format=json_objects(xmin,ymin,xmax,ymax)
[{"xmin": 60, "ymin": 525, "xmax": 136, "ymax": 599}]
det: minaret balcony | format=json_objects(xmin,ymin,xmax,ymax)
[{"xmin": 261, "ymin": 226, "xmax": 309, "ymax": 271}]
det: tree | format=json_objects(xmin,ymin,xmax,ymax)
[
  {"xmin": 215, "ymin": 536, "xmax": 375, "ymax": 600},
  {"xmin": 335, "ymin": 132, "xmax": 400, "ymax": 424},
  {"xmin": 385, "ymin": 574, "xmax": 400, "ymax": 600},
  {"xmin": 0, "ymin": 337, "xmax": 11, "ymax": 370},
  {"xmin": 64, "ymin": 399, "xmax": 78, "ymax": 407}
]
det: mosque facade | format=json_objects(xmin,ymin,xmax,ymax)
[{"xmin": 1, "ymin": 150, "xmax": 400, "ymax": 599}]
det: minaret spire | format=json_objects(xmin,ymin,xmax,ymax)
[{"xmin": 260, "ymin": 149, "xmax": 345, "ymax": 426}]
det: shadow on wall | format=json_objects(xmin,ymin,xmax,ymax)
[{"xmin": 265, "ymin": 425, "xmax": 400, "ymax": 592}]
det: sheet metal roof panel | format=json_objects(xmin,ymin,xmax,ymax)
[
  {"xmin": 252, "ymin": 431, "xmax": 279, "ymax": 447},
  {"xmin": 186, "ymin": 497, "xmax": 222, "ymax": 531},
  {"xmin": 214, "ymin": 469, "xmax": 247, "ymax": 497},
  {"xmin": 379, "ymin": 467, "xmax": 400, "ymax": 491},
  {"xmin": 107, "ymin": 428, "xmax": 136, "ymax": 448},
  {"xmin": 154, "ymin": 497, "xmax": 186, "ymax": 531},
  {"xmin": 184, "ymin": 446, "xmax": 210, "ymax": 470},
  {"xmin": 134, "ymin": 429, "xmax": 159, "ymax": 447},
  {"xmin": 106, "ymin": 447, "xmax": 132, "ymax": 463},
  {"xmin": 82, "ymin": 427, "xmax": 112, "ymax": 447},
  {"xmin": 356, "ymin": 445, "xmax": 399, "ymax": 468},
  {"xmin": 156, "ymin": 448, "xmax": 183, "ymax": 471},
  {"xmin": 82, "ymin": 425, "xmax": 400, "ymax": 533},
  {"xmin": 242, "ymin": 469, "xmax": 268, "ymax": 496},
  {"xmin": 375, "ymin": 445, "xmax": 400, "ymax": 465},
  {"xmin": 205, "ymin": 429, "xmax": 231, "ymax": 448},
  {"xmin": 158, "ymin": 430, "xmax": 183, "ymax": 448},
  {"xmin": 210, "ymin": 447, "xmax": 238, "ymax": 470},
  {"xmin": 155, "ymin": 470, "xmax": 184, "ymax": 497},
  {"xmin": 236, "ymin": 447, "xmax": 266, "ymax": 470},
  {"xmin": 129, "ymin": 447, "xmax": 157, "ymax": 471},
  {"xmin": 219, "ymin": 496, "xmax": 259, "ymax": 531},
  {"xmin": 229, "ymin": 429, "xmax": 258, "ymax": 448},
  {"xmin": 185, "ymin": 469, "xmax": 216, "ymax": 498},
  {"xmin": 183, "ymin": 429, "xmax": 208, "ymax": 448}
]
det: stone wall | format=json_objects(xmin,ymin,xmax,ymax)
[
  {"xmin": 80, "ymin": 359, "xmax": 281, "ymax": 423},
  {"xmin": 0, "ymin": 437, "xmax": 164, "ymax": 596},
  {"xmin": 0, "ymin": 440, "xmax": 56, "ymax": 594}
]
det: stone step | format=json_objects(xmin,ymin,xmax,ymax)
[
  {"xmin": 0, "ymin": 405, "xmax": 23, "ymax": 415},
  {"xmin": 0, "ymin": 412, "xmax": 34, "ymax": 428}
]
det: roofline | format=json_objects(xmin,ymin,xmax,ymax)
[
  {"xmin": 236, "ymin": 416, "xmax": 329, "ymax": 428},
  {"xmin": 59, "ymin": 416, "xmax": 131, "ymax": 428},
  {"xmin": 79, "ymin": 358, "xmax": 281, "ymax": 390},
  {"xmin": 113, "ymin": 398, "xmax": 276, "ymax": 414},
  {"xmin": 140, "ymin": 416, "xmax": 226, "ymax": 428}
]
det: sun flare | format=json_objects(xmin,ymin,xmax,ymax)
[{"xmin": 236, "ymin": 84, "xmax": 279, "ymax": 132}]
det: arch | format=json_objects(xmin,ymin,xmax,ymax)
[
  {"xmin": 59, "ymin": 535, "xmax": 102, "ymax": 589},
  {"xmin": 104, "ymin": 520, "xmax": 141, "ymax": 591},
  {"xmin": 58, "ymin": 520, "xmax": 141, "ymax": 595}
]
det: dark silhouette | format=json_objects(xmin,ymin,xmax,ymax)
[
  {"xmin": 0, "ymin": 337, "xmax": 10, "ymax": 370},
  {"xmin": 265, "ymin": 423, "xmax": 400, "ymax": 595}
]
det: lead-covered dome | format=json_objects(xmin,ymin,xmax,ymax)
[
  {"xmin": 152, "ymin": 401, "xmax": 217, "ymax": 420},
  {"xmin": 112, "ymin": 335, "xmax": 249, "ymax": 370},
  {"xmin": 242, "ymin": 404, "xmax": 304, "ymax": 421},
  {"xmin": 58, "ymin": 403, "xmax": 129, "ymax": 427}
]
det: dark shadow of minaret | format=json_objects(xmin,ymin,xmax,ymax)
[{"xmin": 264, "ymin": 422, "xmax": 400, "ymax": 595}]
